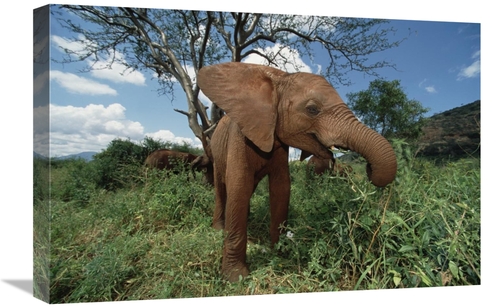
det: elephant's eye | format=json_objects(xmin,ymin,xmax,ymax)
[{"xmin": 306, "ymin": 104, "xmax": 320, "ymax": 116}]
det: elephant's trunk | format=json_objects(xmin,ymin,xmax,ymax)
[{"xmin": 339, "ymin": 121, "xmax": 397, "ymax": 187}]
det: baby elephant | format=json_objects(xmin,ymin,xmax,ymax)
[{"xmin": 197, "ymin": 62, "xmax": 397, "ymax": 282}]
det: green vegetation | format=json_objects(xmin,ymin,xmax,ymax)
[
  {"xmin": 346, "ymin": 79, "xmax": 430, "ymax": 140},
  {"xmin": 33, "ymin": 157, "xmax": 50, "ymax": 302},
  {"xmin": 34, "ymin": 139, "xmax": 480, "ymax": 303}
]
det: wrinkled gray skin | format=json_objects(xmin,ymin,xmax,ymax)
[{"xmin": 197, "ymin": 62, "xmax": 397, "ymax": 282}]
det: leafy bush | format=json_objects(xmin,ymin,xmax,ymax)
[
  {"xmin": 89, "ymin": 137, "xmax": 204, "ymax": 191},
  {"xmin": 140, "ymin": 136, "xmax": 172, "ymax": 154},
  {"xmin": 50, "ymin": 158, "xmax": 99, "ymax": 207},
  {"xmin": 91, "ymin": 138, "xmax": 146, "ymax": 190},
  {"xmin": 141, "ymin": 136, "xmax": 204, "ymax": 156}
]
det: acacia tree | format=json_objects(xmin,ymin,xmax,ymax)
[
  {"xmin": 346, "ymin": 79, "xmax": 429, "ymax": 140},
  {"xmin": 54, "ymin": 5, "xmax": 406, "ymax": 150}
]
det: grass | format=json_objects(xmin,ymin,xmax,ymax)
[{"xmin": 34, "ymin": 144, "xmax": 480, "ymax": 303}]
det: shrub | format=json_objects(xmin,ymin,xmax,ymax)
[
  {"xmin": 50, "ymin": 158, "xmax": 98, "ymax": 207},
  {"xmin": 91, "ymin": 137, "xmax": 204, "ymax": 191},
  {"xmin": 92, "ymin": 138, "xmax": 147, "ymax": 190}
]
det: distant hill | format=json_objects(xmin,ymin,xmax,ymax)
[
  {"xmin": 33, "ymin": 151, "xmax": 48, "ymax": 160},
  {"xmin": 33, "ymin": 151, "xmax": 98, "ymax": 161},
  {"xmin": 55, "ymin": 151, "xmax": 98, "ymax": 161},
  {"xmin": 417, "ymin": 100, "xmax": 480, "ymax": 158}
]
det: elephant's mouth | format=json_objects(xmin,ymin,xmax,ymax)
[
  {"xmin": 306, "ymin": 133, "xmax": 340, "ymax": 159},
  {"xmin": 331, "ymin": 144, "xmax": 349, "ymax": 152},
  {"xmin": 299, "ymin": 133, "xmax": 351, "ymax": 161}
]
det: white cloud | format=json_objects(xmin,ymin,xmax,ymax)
[
  {"xmin": 419, "ymin": 79, "xmax": 437, "ymax": 94},
  {"xmin": 457, "ymin": 60, "xmax": 480, "ymax": 80},
  {"xmin": 242, "ymin": 43, "xmax": 313, "ymax": 73},
  {"xmin": 49, "ymin": 103, "xmax": 145, "ymax": 156},
  {"xmin": 50, "ymin": 131, "xmax": 118, "ymax": 158},
  {"xmin": 89, "ymin": 54, "xmax": 146, "ymax": 86},
  {"xmin": 33, "ymin": 105, "xmax": 50, "ymax": 157},
  {"xmin": 198, "ymin": 87, "xmax": 212, "ymax": 107},
  {"xmin": 51, "ymin": 35, "xmax": 146, "ymax": 86},
  {"xmin": 47, "ymin": 103, "xmax": 200, "ymax": 157},
  {"xmin": 425, "ymin": 86, "xmax": 437, "ymax": 93},
  {"xmin": 34, "ymin": 105, "xmax": 50, "ymax": 135},
  {"xmin": 185, "ymin": 64, "xmax": 197, "ymax": 83},
  {"xmin": 51, "ymin": 34, "xmax": 90, "ymax": 58},
  {"xmin": 289, "ymin": 147, "xmax": 302, "ymax": 161},
  {"xmin": 50, "ymin": 70, "xmax": 118, "ymax": 96},
  {"xmin": 34, "ymin": 30, "xmax": 49, "ymax": 60},
  {"xmin": 457, "ymin": 51, "xmax": 480, "ymax": 80},
  {"xmin": 145, "ymin": 130, "xmax": 201, "ymax": 148},
  {"xmin": 34, "ymin": 70, "xmax": 49, "ymax": 95}
]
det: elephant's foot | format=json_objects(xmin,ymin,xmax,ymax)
[{"xmin": 222, "ymin": 261, "xmax": 249, "ymax": 282}]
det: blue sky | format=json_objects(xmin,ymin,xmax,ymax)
[{"xmin": 41, "ymin": 7, "xmax": 480, "ymax": 158}]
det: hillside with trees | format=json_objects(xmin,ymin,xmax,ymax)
[{"xmin": 417, "ymin": 100, "xmax": 480, "ymax": 158}]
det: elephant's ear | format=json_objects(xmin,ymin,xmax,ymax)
[{"xmin": 197, "ymin": 62, "xmax": 287, "ymax": 152}]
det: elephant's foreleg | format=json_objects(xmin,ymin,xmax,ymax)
[
  {"xmin": 268, "ymin": 148, "xmax": 291, "ymax": 245},
  {"xmin": 221, "ymin": 171, "xmax": 253, "ymax": 282}
]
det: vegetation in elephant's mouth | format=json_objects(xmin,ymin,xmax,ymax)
[{"xmin": 36, "ymin": 140, "xmax": 480, "ymax": 303}]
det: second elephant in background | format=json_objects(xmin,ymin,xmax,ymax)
[{"xmin": 144, "ymin": 149, "xmax": 213, "ymax": 184}]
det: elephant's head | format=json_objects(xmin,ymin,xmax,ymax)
[
  {"xmin": 191, "ymin": 153, "xmax": 214, "ymax": 185},
  {"xmin": 198, "ymin": 62, "xmax": 396, "ymax": 187}
]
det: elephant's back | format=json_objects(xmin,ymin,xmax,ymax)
[{"xmin": 144, "ymin": 149, "xmax": 173, "ymax": 169}]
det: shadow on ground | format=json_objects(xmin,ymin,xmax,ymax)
[{"xmin": 3, "ymin": 279, "xmax": 32, "ymax": 295}]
